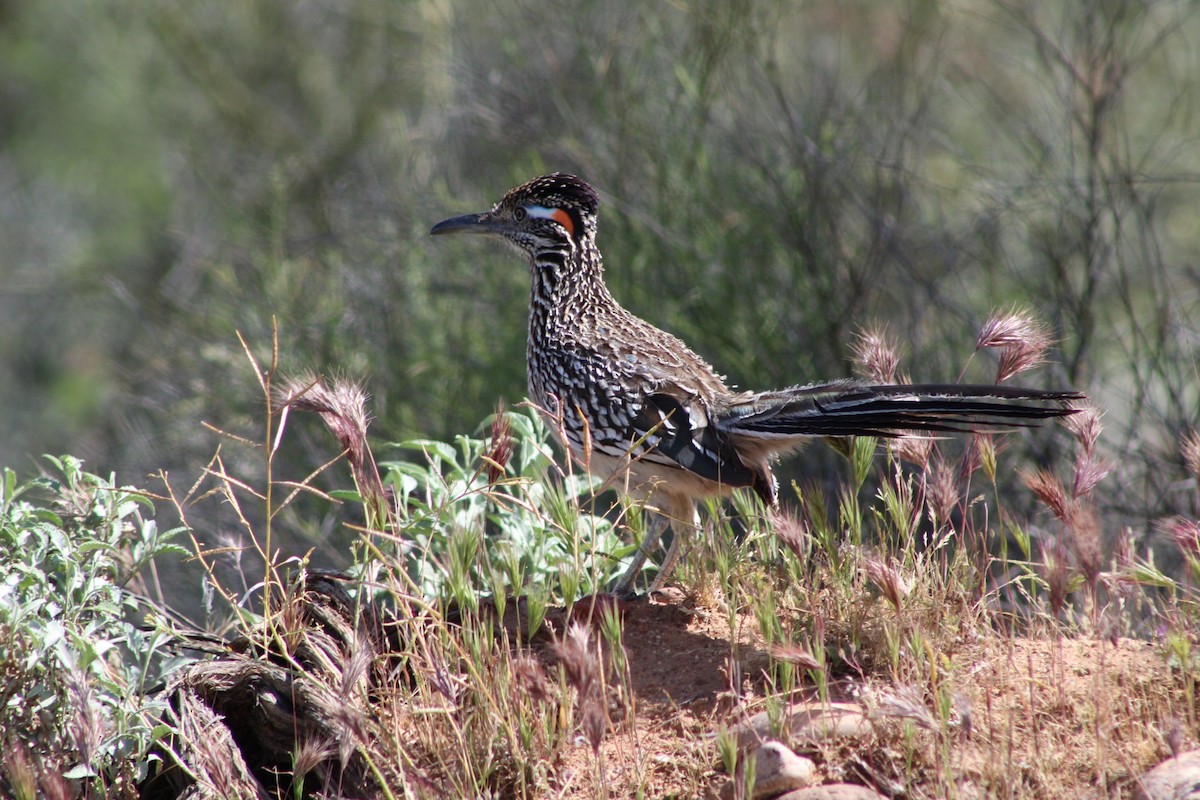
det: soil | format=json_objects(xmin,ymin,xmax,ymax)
[
  {"xmin": 535, "ymin": 590, "xmax": 1182, "ymax": 799},
  {"xmin": 144, "ymin": 575, "xmax": 1188, "ymax": 800}
]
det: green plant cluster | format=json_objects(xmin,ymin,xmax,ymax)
[
  {"xmin": 0, "ymin": 457, "xmax": 189, "ymax": 797},
  {"xmin": 378, "ymin": 408, "xmax": 630, "ymax": 610}
]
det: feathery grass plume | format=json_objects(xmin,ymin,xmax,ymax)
[
  {"xmin": 874, "ymin": 684, "xmax": 938, "ymax": 732},
  {"xmin": 173, "ymin": 693, "xmax": 258, "ymax": 798},
  {"xmin": 581, "ymin": 699, "xmax": 607, "ymax": 757},
  {"xmin": 953, "ymin": 691, "xmax": 973, "ymax": 741},
  {"xmin": 766, "ymin": 644, "xmax": 823, "ymax": 672},
  {"xmin": 1063, "ymin": 405, "xmax": 1110, "ymax": 499},
  {"xmin": 3, "ymin": 740, "xmax": 37, "ymax": 800},
  {"xmin": 1064, "ymin": 404, "xmax": 1104, "ymax": 457},
  {"xmin": 862, "ymin": 551, "xmax": 910, "ymax": 612},
  {"xmin": 555, "ymin": 623, "xmax": 598, "ymax": 698},
  {"xmin": 291, "ymin": 737, "xmax": 336, "ymax": 787},
  {"xmin": 1180, "ymin": 430, "xmax": 1200, "ymax": 489},
  {"xmin": 927, "ymin": 456, "xmax": 960, "ymax": 529},
  {"xmin": 1156, "ymin": 516, "xmax": 1200, "ymax": 558},
  {"xmin": 1072, "ymin": 455, "xmax": 1112, "ymax": 503},
  {"xmin": 1025, "ymin": 467, "xmax": 1103, "ymax": 597},
  {"xmin": 1023, "ymin": 469, "xmax": 1071, "ymax": 523},
  {"xmin": 66, "ymin": 667, "xmax": 104, "ymax": 773},
  {"xmin": 513, "ymin": 654, "xmax": 554, "ymax": 705},
  {"xmin": 276, "ymin": 372, "xmax": 388, "ymax": 525},
  {"xmin": 771, "ymin": 508, "xmax": 809, "ymax": 563},
  {"xmin": 43, "ymin": 770, "xmax": 70, "ymax": 800},
  {"xmin": 554, "ymin": 623, "xmax": 607, "ymax": 754},
  {"xmin": 1042, "ymin": 537, "xmax": 1072, "ymax": 619},
  {"xmin": 484, "ymin": 401, "xmax": 515, "ymax": 484},
  {"xmin": 339, "ymin": 630, "xmax": 376, "ymax": 700},
  {"xmin": 892, "ymin": 434, "xmax": 933, "ymax": 470},
  {"xmin": 1068, "ymin": 503, "xmax": 1103, "ymax": 589},
  {"xmin": 975, "ymin": 310, "xmax": 1052, "ymax": 383},
  {"xmin": 957, "ymin": 435, "xmax": 987, "ymax": 486},
  {"xmin": 1024, "ymin": 404, "xmax": 1106, "ymax": 597},
  {"xmin": 277, "ymin": 373, "xmax": 370, "ymax": 467},
  {"xmin": 851, "ymin": 326, "xmax": 901, "ymax": 384}
]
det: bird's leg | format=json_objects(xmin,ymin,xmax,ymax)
[
  {"xmin": 648, "ymin": 504, "xmax": 700, "ymax": 593},
  {"xmin": 648, "ymin": 525, "xmax": 688, "ymax": 593},
  {"xmin": 609, "ymin": 512, "xmax": 671, "ymax": 598}
]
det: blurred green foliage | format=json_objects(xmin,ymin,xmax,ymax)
[{"xmin": 1, "ymin": 0, "xmax": 1197, "ymax": 552}]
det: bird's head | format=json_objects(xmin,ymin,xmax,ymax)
[{"xmin": 431, "ymin": 173, "xmax": 600, "ymax": 259}]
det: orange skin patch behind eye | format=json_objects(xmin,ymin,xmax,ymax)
[
  {"xmin": 551, "ymin": 208, "xmax": 575, "ymax": 238},
  {"xmin": 526, "ymin": 204, "xmax": 576, "ymax": 238}
]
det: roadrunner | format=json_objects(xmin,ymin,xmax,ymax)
[{"xmin": 432, "ymin": 173, "xmax": 1082, "ymax": 595}]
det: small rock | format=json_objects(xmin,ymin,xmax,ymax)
[
  {"xmin": 1133, "ymin": 749, "xmax": 1200, "ymax": 800},
  {"xmin": 719, "ymin": 741, "xmax": 815, "ymax": 800},
  {"xmin": 648, "ymin": 584, "xmax": 687, "ymax": 604},
  {"xmin": 728, "ymin": 701, "xmax": 873, "ymax": 751},
  {"xmin": 774, "ymin": 785, "xmax": 888, "ymax": 800}
]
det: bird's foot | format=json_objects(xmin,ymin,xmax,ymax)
[{"xmin": 603, "ymin": 581, "xmax": 645, "ymax": 603}]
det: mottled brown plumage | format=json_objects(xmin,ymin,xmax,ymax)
[{"xmin": 432, "ymin": 173, "xmax": 1082, "ymax": 594}]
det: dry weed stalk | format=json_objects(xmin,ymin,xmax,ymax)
[
  {"xmin": 484, "ymin": 401, "xmax": 516, "ymax": 485},
  {"xmin": 1023, "ymin": 404, "xmax": 1109, "ymax": 616}
]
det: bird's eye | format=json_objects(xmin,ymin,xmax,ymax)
[{"xmin": 513, "ymin": 207, "xmax": 529, "ymax": 222}]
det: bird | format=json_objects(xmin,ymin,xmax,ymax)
[{"xmin": 431, "ymin": 173, "xmax": 1083, "ymax": 596}]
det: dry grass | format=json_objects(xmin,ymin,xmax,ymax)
[
  {"xmin": 8, "ymin": 321, "xmax": 1199, "ymax": 799},
  {"xmin": 141, "ymin": 323, "xmax": 1195, "ymax": 798},
  {"xmin": 136, "ymin": 567, "xmax": 1191, "ymax": 798}
]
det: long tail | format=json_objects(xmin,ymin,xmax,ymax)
[{"xmin": 719, "ymin": 380, "xmax": 1084, "ymax": 439}]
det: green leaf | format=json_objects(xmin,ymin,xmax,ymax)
[{"xmin": 393, "ymin": 439, "xmax": 460, "ymax": 465}]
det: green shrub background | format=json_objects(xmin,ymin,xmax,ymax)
[{"xmin": 1, "ymin": 1, "xmax": 1196, "ymax": 577}]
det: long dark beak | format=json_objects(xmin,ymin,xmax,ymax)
[{"xmin": 430, "ymin": 212, "xmax": 504, "ymax": 236}]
